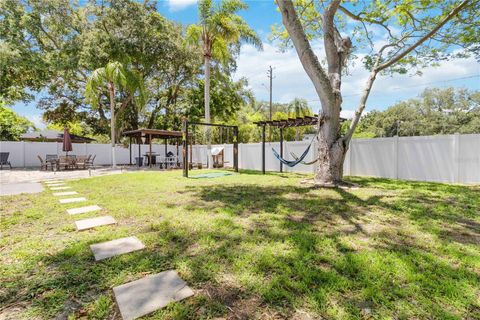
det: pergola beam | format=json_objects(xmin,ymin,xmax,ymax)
[{"xmin": 254, "ymin": 115, "xmax": 345, "ymax": 128}]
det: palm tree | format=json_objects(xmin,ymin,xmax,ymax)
[
  {"xmin": 187, "ymin": 0, "xmax": 262, "ymax": 168},
  {"xmin": 85, "ymin": 61, "xmax": 145, "ymax": 167},
  {"xmin": 288, "ymin": 98, "xmax": 312, "ymax": 141}
]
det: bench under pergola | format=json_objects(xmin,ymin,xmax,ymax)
[{"xmin": 123, "ymin": 129, "xmax": 192, "ymax": 168}]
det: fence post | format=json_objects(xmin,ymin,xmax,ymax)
[
  {"xmin": 22, "ymin": 141, "xmax": 26, "ymax": 168},
  {"xmin": 453, "ymin": 133, "xmax": 460, "ymax": 183},
  {"xmin": 393, "ymin": 135, "xmax": 399, "ymax": 179}
]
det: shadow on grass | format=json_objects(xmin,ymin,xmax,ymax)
[{"xmin": 2, "ymin": 176, "xmax": 479, "ymax": 319}]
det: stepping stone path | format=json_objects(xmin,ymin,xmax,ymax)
[
  {"xmin": 44, "ymin": 178, "xmax": 192, "ymax": 317},
  {"xmin": 113, "ymin": 270, "xmax": 194, "ymax": 320},
  {"xmin": 90, "ymin": 236, "xmax": 145, "ymax": 261},
  {"xmin": 67, "ymin": 205, "xmax": 102, "ymax": 215},
  {"xmin": 53, "ymin": 191, "xmax": 78, "ymax": 196},
  {"xmin": 50, "ymin": 186, "xmax": 71, "ymax": 190},
  {"xmin": 59, "ymin": 197, "xmax": 86, "ymax": 204},
  {"xmin": 75, "ymin": 216, "xmax": 116, "ymax": 231}
]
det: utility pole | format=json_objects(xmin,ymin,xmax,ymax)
[{"xmin": 267, "ymin": 65, "xmax": 273, "ymax": 141}]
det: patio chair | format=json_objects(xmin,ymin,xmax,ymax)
[
  {"xmin": 0, "ymin": 152, "xmax": 12, "ymax": 169},
  {"xmin": 45, "ymin": 154, "xmax": 59, "ymax": 171},
  {"xmin": 85, "ymin": 154, "xmax": 96, "ymax": 169},
  {"xmin": 75, "ymin": 155, "xmax": 89, "ymax": 169},
  {"xmin": 37, "ymin": 155, "xmax": 48, "ymax": 171},
  {"xmin": 58, "ymin": 156, "xmax": 70, "ymax": 170}
]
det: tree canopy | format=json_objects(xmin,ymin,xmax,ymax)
[
  {"xmin": 0, "ymin": 103, "xmax": 35, "ymax": 141},
  {"xmin": 347, "ymin": 87, "xmax": 480, "ymax": 138}
]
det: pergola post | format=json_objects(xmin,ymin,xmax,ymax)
[
  {"xmin": 233, "ymin": 126, "xmax": 238, "ymax": 172},
  {"xmin": 164, "ymin": 139, "xmax": 168, "ymax": 169},
  {"xmin": 280, "ymin": 127, "xmax": 283, "ymax": 173},
  {"xmin": 149, "ymin": 134, "xmax": 152, "ymax": 168},
  {"xmin": 138, "ymin": 134, "xmax": 141, "ymax": 167},
  {"xmin": 129, "ymin": 136, "xmax": 132, "ymax": 165},
  {"xmin": 176, "ymin": 139, "xmax": 179, "ymax": 167},
  {"xmin": 262, "ymin": 125, "xmax": 266, "ymax": 174},
  {"xmin": 182, "ymin": 118, "xmax": 188, "ymax": 177}
]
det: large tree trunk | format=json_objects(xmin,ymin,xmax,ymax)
[
  {"xmin": 108, "ymin": 82, "xmax": 116, "ymax": 168},
  {"xmin": 315, "ymin": 133, "xmax": 346, "ymax": 184},
  {"xmin": 314, "ymin": 103, "xmax": 347, "ymax": 185},
  {"xmin": 204, "ymin": 55, "xmax": 213, "ymax": 169}
]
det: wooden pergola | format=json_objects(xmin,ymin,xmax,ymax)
[
  {"xmin": 254, "ymin": 115, "xmax": 345, "ymax": 174},
  {"xmin": 123, "ymin": 129, "xmax": 192, "ymax": 168}
]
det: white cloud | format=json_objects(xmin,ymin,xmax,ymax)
[
  {"xmin": 167, "ymin": 0, "xmax": 197, "ymax": 11},
  {"xmin": 340, "ymin": 110, "xmax": 355, "ymax": 119},
  {"xmin": 25, "ymin": 114, "xmax": 45, "ymax": 130},
  {"xmin": 234, "ymin": 42, "xmax": 480, "ymax": 115}
]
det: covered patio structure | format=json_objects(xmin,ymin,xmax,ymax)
[{"xmin": 123, "ymin": 129, "xmax": 192, "ymax": 168}]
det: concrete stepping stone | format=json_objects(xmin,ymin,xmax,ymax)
[
  {"xmin": 67, "ymin": 205, "xmax": 101, "ymax": 215},
  {"xmin": 113, "ymin": 270, "xmax": 194, "ymax": 320},
  {"xmin": 45, "ymin": 180, "xmax": 63, "ymax": 184},
  {"xmin": 53, "ymin": 191, "xmax": 78, "ymax": 196},
  {"xmin": 50, "ymin": 186, "xmax": 71, "ymax": 190},
  {"xmin": 48, "ymin": 183, "xmax": 66, "ymax": 187},
  {"xmin": 90, "ymin": 236, "xmax": 145, "ymax": 261},
  {"xmin": 59, "ymin": 197, "xmax": 86, "ymax": 204},
  {"xmin": 75, "ymin": 216, "xmax": 116, "ymax": 231}
]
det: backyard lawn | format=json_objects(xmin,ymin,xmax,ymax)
[{"xmin": 1, "ymin": 171, "xmax": 479, "ymax": 319}]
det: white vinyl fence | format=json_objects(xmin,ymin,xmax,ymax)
[
  {"xmin": 1, "ymin": 133, "xmax": 479, "ymax": 184},
  {"xmin": 0, "ymin": 141, "xmax": 181, "ymax": 167}
]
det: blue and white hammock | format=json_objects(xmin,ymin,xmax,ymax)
[{"xmin": 272, "ymin": 143, "xmax": 312, "ymax": 167}]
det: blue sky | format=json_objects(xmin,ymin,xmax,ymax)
[{"xmin": 12, "ymin": 0, "xmax": 480, "ymax": 126}]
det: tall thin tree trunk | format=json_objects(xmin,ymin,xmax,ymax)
[
  {"xmin": 108, "ymin": 82, "xmax": 116, "ymax": 168},
  {"xmin": 204, "ymin": 55, "xmax": 213, "ymax": 169}
]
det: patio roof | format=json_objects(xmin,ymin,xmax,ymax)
[
  {"xmin": 123, "ymin": 129, "xmax": 192, "ymax": 140},
  {"xmin": 20, "ymin": 130, "xmax": 95, "ymax": 143}
]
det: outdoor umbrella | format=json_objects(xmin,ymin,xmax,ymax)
[{"xmin": 62, "ymin": 128, "xmax": 73, "ymax": 156}]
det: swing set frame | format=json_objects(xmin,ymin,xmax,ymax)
[{"xmin": 181, "ymin": 117, "xmax": 239, "ymax": 177}]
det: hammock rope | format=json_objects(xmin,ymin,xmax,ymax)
[{"xmin": 290, "ymin": 151, "xmax": 319, "ymax": 165}]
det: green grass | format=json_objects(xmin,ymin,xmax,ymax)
[{"xmin": 1, "ymin": 170, "xmax": 479, "ymax": 319}]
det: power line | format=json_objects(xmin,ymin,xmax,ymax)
[{"xmin": 304, "ymin": 74, "xmax": 480, "ymax": 103}]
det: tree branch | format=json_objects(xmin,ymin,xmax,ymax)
[
  {"xmin": 323, "ymin": 0, "xmax": 343, "ymax": 81},
  {"xmin": 275, "ymin": 0, "xmax": 333, "ymax": 106},
  {"xmin": 343, "ymin": 0, "xmax": 471, "ymax": 144},
  {"xmin": 376, "ymin": 0, "xmax": 471, "ymax": 71}
]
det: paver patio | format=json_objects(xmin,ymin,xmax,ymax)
[
  {"xmin": 90, "ymin": 236, "xmax": 145, "ymax": 261},
  {"xmin": 66, "ymin": 205, "xmax": 101, "ymax": 215},
  {"xmin": 75, "ymin": 216, "xmax": 116, "ymax": 231},
  {"xmin": 113, "ymin": 270, "xmax": 194, "ymax": 320}
]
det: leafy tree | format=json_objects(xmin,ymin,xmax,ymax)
[
  {"xmin": 46, "ymin": 121, "xmax": 86, "ymax": 137},
  {"xmin": 0, "ymin": 103, "xmax": 35, "ymax": 141},
  {"xmin": 287, "ymin": 98, "xmax": 313, "ymax": 140},
  {"xmin": 85, "ymin": 61, "xmax": 145, "ymax": 167},
  {"xmin": 349, "ymin": 87, "xmax": 480, "ymax": 137},
  {"xmin": 274, "ymin": 0, "xmax": 478, "ymax": 185},
  {"xmin": 2, "ymin": 0, "xmax": 201, "ymax": 138},
  {"xmin": 187, "ymin": 0, "xmax": 262, "ymax": 168}
]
